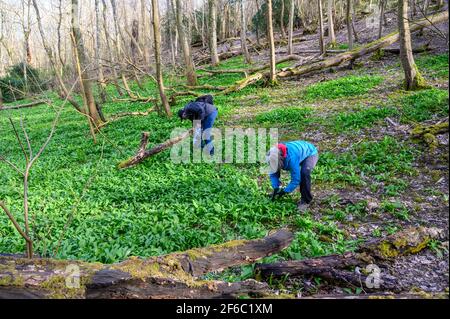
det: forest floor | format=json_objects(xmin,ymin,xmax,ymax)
[{"xmin": 0, "ymin": 8, "xmax": 448, "ymax": 297}]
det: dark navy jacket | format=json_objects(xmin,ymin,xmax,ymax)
[{"xmin": 180, "ymin": 102, "xmax": 217, "ymax": 122}]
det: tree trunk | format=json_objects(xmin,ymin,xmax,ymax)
[
  {"xmin": 287, "ymin": 0, "xmax": 295, "ymax": 54},
  {"xmin": 267, "ymin": 0, "xmax": 277, "ymax": 84},
  {"xmin": 398, "ymin": 0, "xmax": 426, "ymax": 90},
  {"xmin": 118, "ymin": 129, "xmax": 193, "ymax": 168},
  {"xmin": 101, "ymin": 0, "xmax": 123, "ymax": 96},
  {"xmin": 0, "ymin": 229, "xmax": 293, "ymax": 299},
  {"xmin": 151, "ymin": 0, "xmax": 172, "ymax": 117},
  {"xmin": 327, "ymin": 0, "xmax": 336, "ymax": 46},
  {"xmin": 318, "ymin": 0, "xmax": 325, "ymax": 54},
  {"xmin": 141, "ymin": 0, "xmax": 150, "ymax": 65},
  {"xmin": 280, "ymin": 0, "xmax": 286, "ymax": 38},
  {"xmin": 208, "ymin": 0, "xmax": 220, "ymax": 66},
  {"xmin": 71, "ymin": 0, "xmax": 103, "ymax": 127},
  {"xmin": 346, "ymin": 0, "xmax": 353, "ymax": 49},
  {"xmin": 378, "ymin": 0, "xmax": 386, "ymax": 39},
  {"xmin": 31, "ymin": 0, "xmax": 84, "ymax": 113},
  {"xmin": 240, "ymin": 0, "xmax": 252, "ymax": 64},
  {"xmin": 131, "ymin": 19, "xmax": 140, "ymax": 63},
  {"xmin": 95, "ymin": 0, "xmax": 107, "ymax": 103},
  {"xmin": 175, "ymin": 0, "xmax": 198, "ymax": 85}
]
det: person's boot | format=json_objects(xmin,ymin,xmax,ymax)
[{"xmin": 297, "ymin": 200, "xmax": 310, "ymax": 213}]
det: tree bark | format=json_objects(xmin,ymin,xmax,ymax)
[
  {"xmin": 240, "ymin": 0, "xmax": 252, "ymax": 64},
  {"xmin": 208, "ymin": 0, "xmax": 220, "ymax": 66},
  {"xmin": 118, "ymin": 129, "xmax": 194, "ymax": 168},
  {"xmin": 280, "ymin": 0, "xmax": 286, "ymax": 38},
  {"xmin": 101, "ymin": 0, "xmax": 123, "ymax": 96},
  {"xmin": 71, "ymin": 0, "xmax": 103, "ymax": 127},
  {"xmin": 287, "ymin": 0, "xmax": 295, "ymax": 54},
  {"xmin": 398, "ymin": 0, "xmax": 426, "ymax": 90},
  {"xmin": 267, "ymin": 0, "xmax": 277, "ymax": 84},
  {"xmin": 346, "ymin": 0, "xmax": 353, "ymax": 49},
  {"xmin": 318, "ymin": 0, "xmax": 325, "ymax": 54},
  {"xmin": 327, "ymin": 0, "xmax": 336, "ymax": 46},
  {"xmin": 151, "ymin": 0, "xmax": 172, "ymax": 117},
  {"xmin": 0, "ymin": 229, "xmax": 294, "ymax": 299},
  {"xmin": 175, "ymin": 0, "xmax": 198, "ymax": 85},
  {"xmin": 256, "ymin": 226, "xmax": 445, "ymax": 290},
  {"xmin": 95, "ymin": 0, "xmax": 107, "ymax": 103}
]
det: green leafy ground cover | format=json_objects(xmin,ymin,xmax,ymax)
[{"xmin": 0, "ymin": 53, "xmax": 448, "ymax": 285}]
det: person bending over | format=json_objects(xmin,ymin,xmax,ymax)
[
  {"xmin": 178, "ymin": 95, "xmax": 218, "ymax": 155},
  {"xmin": 266, "ymin": 141, "xmax": 319, "ymax": 212}
]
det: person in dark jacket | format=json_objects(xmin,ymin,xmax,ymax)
[
  {"xmin": 266, "ymin": 141, "xmax": 319, "ymax": 212},
  {"xmin": 178, "ymin": 95, "xmax": 218, "ymax": 155}
]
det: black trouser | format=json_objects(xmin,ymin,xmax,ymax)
[{"xmin": 299, "ymin": 154, "xmax": 319, "ymax": 204}]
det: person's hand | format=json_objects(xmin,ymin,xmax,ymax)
[
  {"xmin": 277, "ymin": 188, "xmax": 287, "ymax": 198},
  {"xmin": 270, "ymin": 188, "xmax": 287, "ymax": 201},
  {"xmin": 270, "ymin": 188, "xmax": 280, "ymax": 201}
]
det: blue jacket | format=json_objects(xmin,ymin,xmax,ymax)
[{"xmin": 269, "ymin": 141, "xmax": 318, "ymax": 193}]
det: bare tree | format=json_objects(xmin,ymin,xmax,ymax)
[
  {"xmin": 327, "ymin": 0, "xmax": 336, "ymax": 47},
  {"xmin": 318, "ymin": 0, "xmax": 325, "ymax": 54},
  {"xmin": 287, "ymin": 0, "xmax": 295, "ymax": 54},
  {"xmin": 175, "ymin": 0, "xmax": 198, "ymax": 85},
  {"xmin": 240, "ymin": 0, "xmax": 252, "ymax": 64},
  {"xmin": 1, "ymin": 98, "xmax": 66, "ymax": 258},
  {"xmin": 100, "ymin": 0, "xmax": 123, "ymax": 96},
  {"xmin": 32, "ymin": 0, "xmax": 83, "ymax": 112},
  {"xmin": 151, "ymin": 0, "xmax": 172, "ymax": 117},
  {"xmin": 267, "ymin": 0, "xmax": 277, "ymax": 84},
  {"xmin": 95, "ymin": 0, "xmax": 107, "ymax": 102},
  {"xmin": 280, "ymin": 0, "xmax": 286, "ymax": 38},
  {"xmin": 398, "ymin": 0, "xmax": 426, "ymax": 90},
  {"xmin": 208, "ymin": 0, "xmax": 220, "ymax": 66},
  {"xmin": 71, "ymin": 0, "xmax": 103, "ymax": 127},
  {"xmin": 346, "ymin": 0, "xmax": 353, "ymax": 49}
]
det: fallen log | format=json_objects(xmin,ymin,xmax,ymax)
[
  {"xmin": 0, "ymin": 100, "xmax": 49, "ymax": 111},
  {"xmin": 300, "ymin": 292, "xmax": 449, "ymax": 299},
  {"xmin": 256, "ymin": 226, "xmax": 445, "ymax": 290},
  {"xmin": 98, "ymin": 107, "xmax": 155, "ymax": 129},
  {"xmin": 168, "ymin": 90, "xmax": 204, "ymax": 105},
  {"xmin": 118, "ymin": 129, "xmax": 193, "ymax": 169},
  {"xmin": 182, "ymin": 84, "xmax": 228, "ymax": 91},
  {"xmin": 219, "ymin": 11, "xmax": 447, "ymax": 93},
  {"xmin": 198, "ymin": 55, "xmax": 301, "ymax": 77},
  {"xmin": 0, "ymin": 229, "xmax": 293, "ymax": 299},
  {"xmin": 274, "ymin": 11, "xmax": 447, "ymax": 79},
  {"xmin": 383, "ymin": 43, "xmax": 431, "ymax": 54},
  {"xmin": 410, "ymin": 120, "xmax": 449, "ymax": 150},
  {"xmin": 219, "ymin": 72, "xmax": 264, "ymax": 95}
]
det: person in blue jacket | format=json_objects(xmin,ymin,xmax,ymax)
[
  {"xmin": 178, "ymin": 95, "xmax": 218, "ymax": 155},
  {"xmin": 266, "ymin": 141, "xmax": 319, "ymax": 212}
]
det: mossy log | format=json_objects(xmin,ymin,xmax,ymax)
[
  {"xmin": 219, "ymin": 73, "xmax": 264, "ymax": 95},
  {"xmin": 0, "ymin": 229, "xmax": 293, "ymax": 299},
  {"xmin": 301, "ymin": 292, "xmax": 449, "ymax": 299},
  {"xmin": 411, "ymin": 121, "xmax": 449, "ymax": 150},
  {"xmin": 118, "ymin": 129, "xmax": 194, "ymax": 169},
  {"xmin": 256, "ymin": 227, "xmax": 445, "ymax": 290}
]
